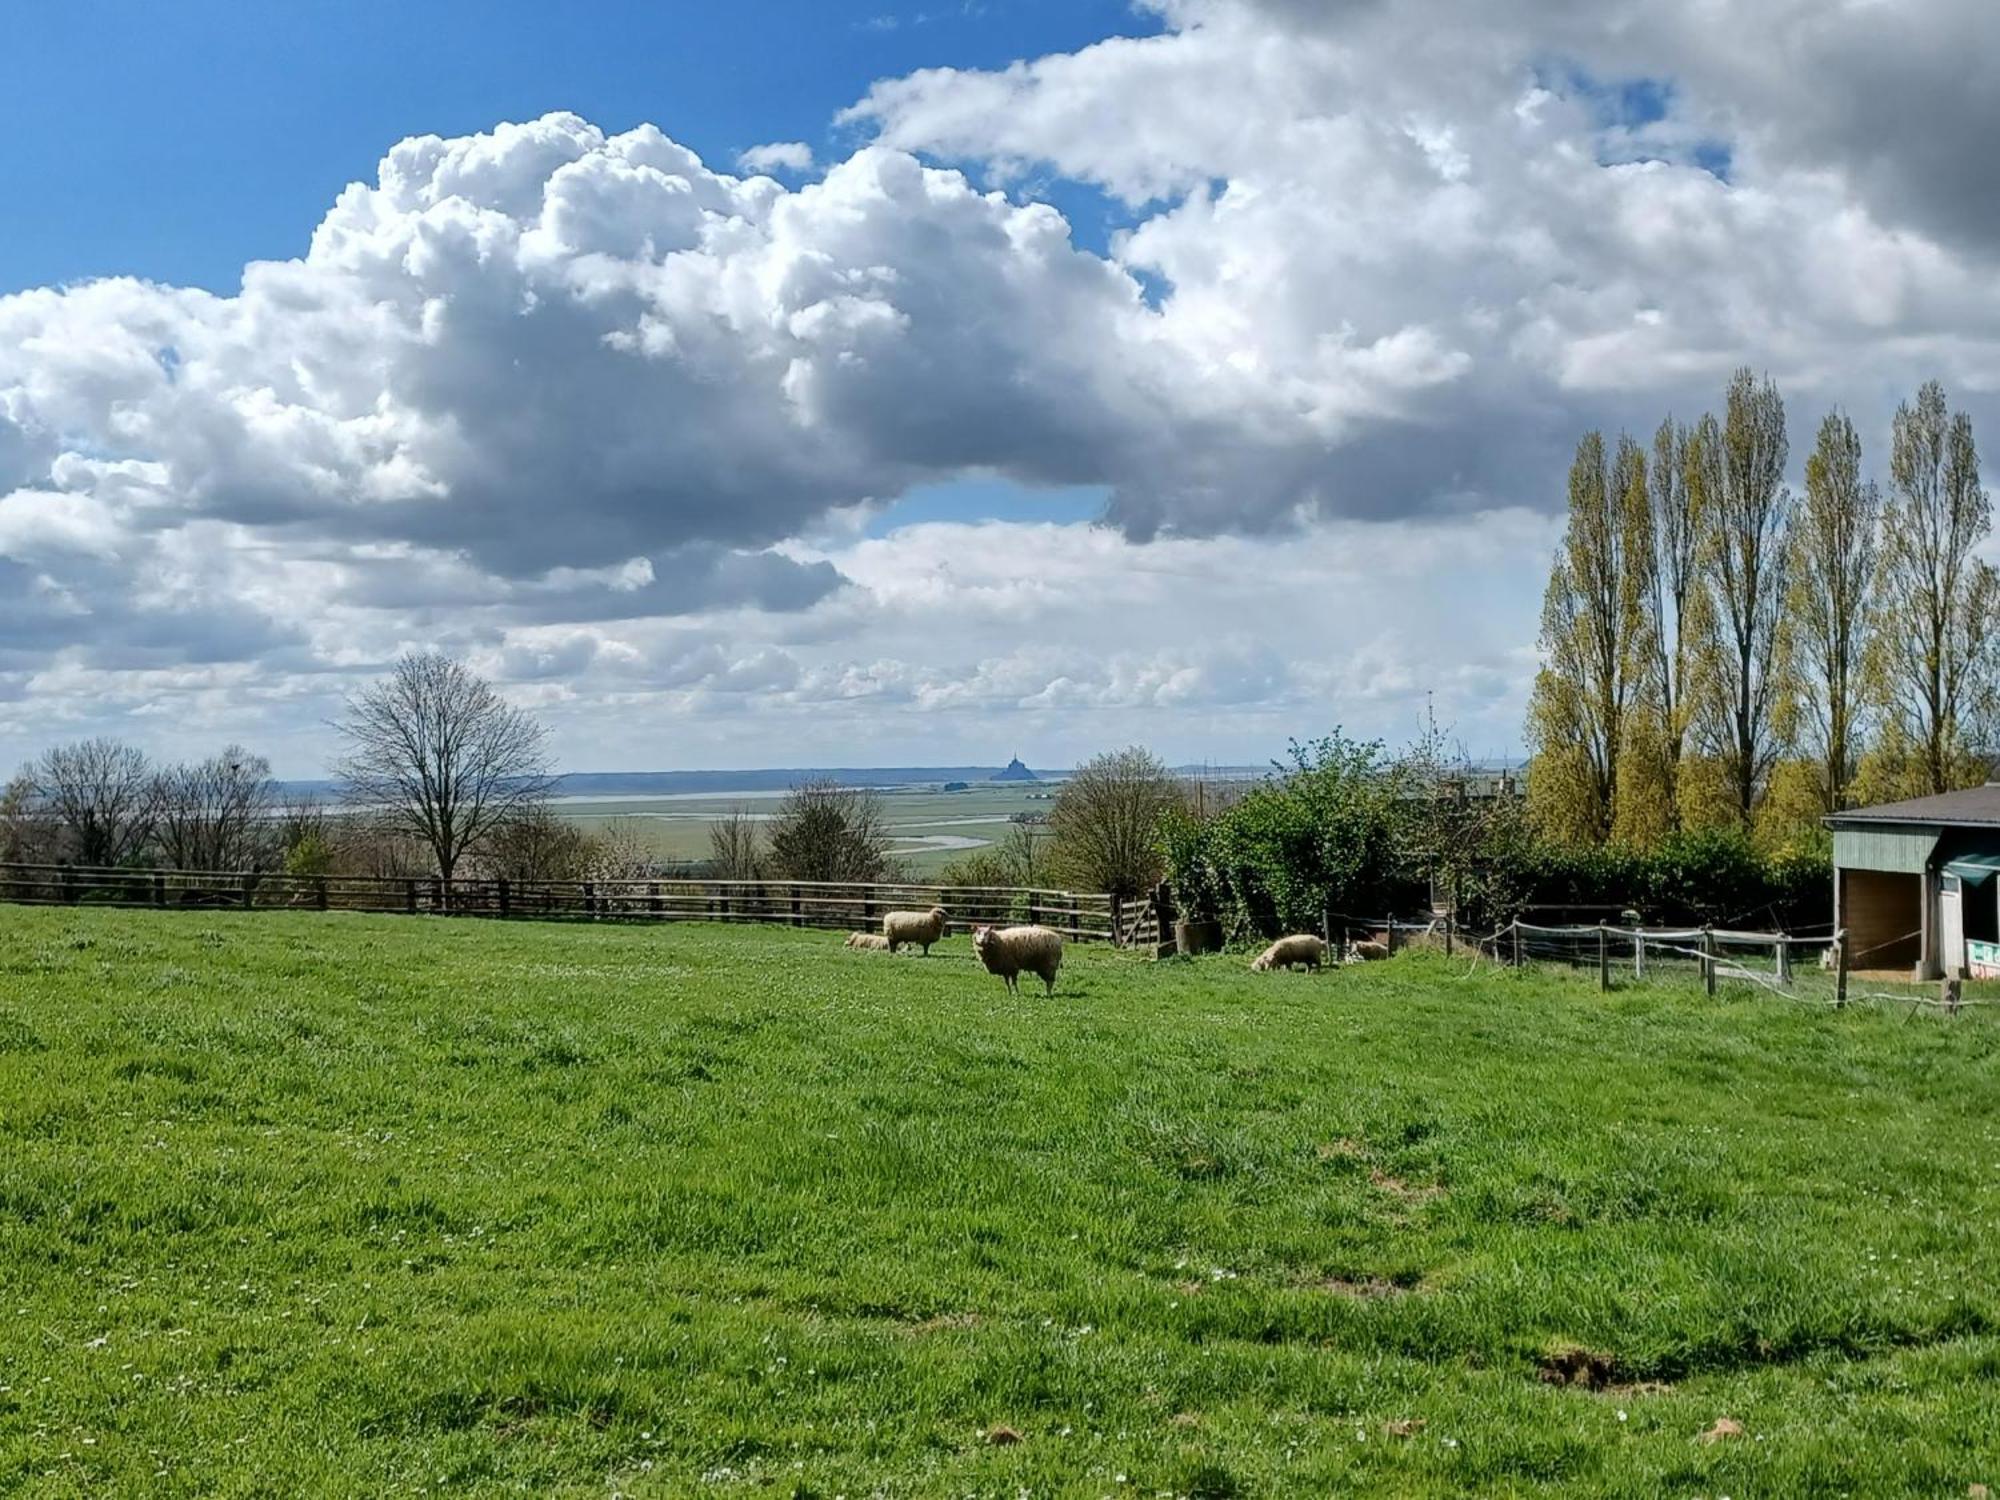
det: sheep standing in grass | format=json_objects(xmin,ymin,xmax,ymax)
[
  {"xmin": 882, "ymin": 905, "xmax": 949, "ymax": 954},
  {"xmin": 845, "ymin": 932, "xmax": 890, "ymax": 951},
  {"xmin": 972, "ymin": 924, "xmax": 1064, "ymax": 995},
  {"xmin": 1251, "ymin": 934, "xmax": 1329, "ymax": 972}
]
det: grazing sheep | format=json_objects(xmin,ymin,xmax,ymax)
[
  {"xmin": 1250, "ymin": 934, "xmax": 1329, "ymax": 972},
  {"xmin": 882, "ymin": 905, "xmax": 950, "ymax": 954},
  {"xmin": 1348, "ymin": 939, "xmax": 1391, "ymax": 962},
  {"xmin": 972, "ymin": 924, "xmax": 1064, "ymax": 995},
  {"xmin": 845, "ymin": 932, "xmax": 890, "ymax": 951}
]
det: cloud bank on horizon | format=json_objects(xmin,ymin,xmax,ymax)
[{"xmin": 3, "ymin": 0, "xmax": 1997, "ymax": 772}]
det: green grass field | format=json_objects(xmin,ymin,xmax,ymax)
[
  {"xmin": 4, "ymin": 908, "xmax": 2000, "ymax": 1496},
  {"xmin": 557, "ymin": 784, "xmax": 1051, "ymax": 873}
]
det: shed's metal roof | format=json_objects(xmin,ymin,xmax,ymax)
[{"xmin": 1826, "ymin": 785, "xmax": 2000, "ymax": 829}]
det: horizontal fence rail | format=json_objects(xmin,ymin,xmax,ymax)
[{"xmin": 0, "ymin": 863, "xmax": 1126, "ymax": 944}]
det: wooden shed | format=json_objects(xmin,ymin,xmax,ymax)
[{"xmin": 1828, "ymin": 787, "xmax": 2000, "ymax": 980}]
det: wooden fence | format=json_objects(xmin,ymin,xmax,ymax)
[{"xmin": 0, "ymin": 862, "xmax": 1125, "ymax": 944}]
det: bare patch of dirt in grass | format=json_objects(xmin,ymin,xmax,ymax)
[
  {"xmin": 1315, "ymin": 1138, "xmax": 1368, "ymax": 1161},
  {"xmin": 1383, "ymin": 1418, "xmax": 1427, "ymax": 1438},
  {"xmin": 1539, "ymin": 1343, "xmax": 1623, "ymax": 1390},
  {"xmin": 902, "ymin": 1312, "xmax": 982, "ymax": 1336},
  {"xmin": 1368, "ymin": 1168, "xmax": 1445, "ymax": 1206},
  {"xmin": 1313, "ymin": 1276, "xmax": 1411, "ymax": 1299},
  {"xmin": 1170, "ymin": 1411, "xmax": 1203, "ymax": 1429}
]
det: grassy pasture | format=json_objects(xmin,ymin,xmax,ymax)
[
  {"xmin": 556, "ymin": 783, "xmax": 1051, "ymax": 872},
  {"xmin": 2, "ymin": 909, "xmax": 2000, "ymax": 1496}
]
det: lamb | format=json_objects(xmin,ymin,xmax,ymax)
[
  {"xmin": 972, "ymin": 924, "xmax": 1064, "ymax": 996},
  {"xmin": 845, "ymin": 932, "xmax": 890, "ymax": 951},
  {"xmin": 1250, "ymin": 934, "xmax": 1329, "ymax": 972},
  {"xmin": 882, "ymin": 905, "xmax": 950, "ymax": 954},
  {"xmin": 1348, "ymin": 939, "xmax": 1391, "ymax": 962}
]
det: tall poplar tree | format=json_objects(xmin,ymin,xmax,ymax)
[
  {"xmin": 1777, "ymin": 410, "xmax": 1879, "ymax": 813},
  {"xmin": 1695, "ymin": 370, "xmax": 1791, "ymax": 825},
  {"xmin": 1527, "ymin": 432, "xmax": 1648, "ymax": 844},
  {"xmin": 1868, "ymin": 381, "xmax": 1998, "ymax": 796}
]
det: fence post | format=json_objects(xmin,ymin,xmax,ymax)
[
  {"xmin": 1632, "ymin": 926, "xmax": 1644, "ymax": 980},
  {"xmin": 1511, "ymin": 920, "xmax": 1522, "ymax": 967},
  {"xmin": 1702, "ymin": 927, "xmax": 1717, "ymax": 996},
  {"xmin": 405, "ymin": 879, "xmax": 417, "ymax": 915},
  {"xmin": 584, "ymin": 882, "xmax": 597, "ymax": 920},
  {"xmin": 1110, "ymin": 892, "xmax": 1124, "ymax": 948},
  {"xmin": 1443, "ymin": 913, "xmax": 1453, "ymax": 957},
  {"xmin": 1835, "ymin": 929, "xmax": 1848, "ymax": 1009},
  {"xmin": 1944, "ymin": 976, "xmax": 1963, "ymax": 1017},
  {"xmin": 1597, "ymin": 922, "xmax": 1609, "ymax": 992},
  {"xmin": 497, "ymin": 878, "xmax": 511, "ymax": 919},
  {"xmin": 648, "ymin": 881, "xmax": 660, "ymax": 918},
  {"xmin": 315, "ymin": 876, "xmax": 329, "ymax": 912},
  {"xmin": 791, "ymin": 884, "xmax": 803, "ymax": 928},
  {"xmin": 1776, "ymin": 934, "xmax": 1791, "ymax": 985},
  {"xmin": 61, "ymin": 864, "xmax": 78, "ymax": 905},
  {"xmin": 153, "ymin": 872, "xmax": 166, "ymax": 909},
  {"xmin": 1386, "ymin": 919, "xmax": 1400, "ymax": 957}
]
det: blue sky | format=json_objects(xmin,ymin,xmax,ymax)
[
  {"xmin": 0, "ymin": 0, "xmax": 1154, "ymax": 294},
  {"xmin": 1, "ymin": 0, "xmax": 1994, "ymax": 774}
]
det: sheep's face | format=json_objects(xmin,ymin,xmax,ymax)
[
  {"xmin": 931, "ymin": 906, "xmax": 948, "ymax": 923},
  {"xmin": 972, "ymin": 925, "xmax": 995, "ymax": 956}
]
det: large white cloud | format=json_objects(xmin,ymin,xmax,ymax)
[{"xmin": 4, "ymin": 0, "xmax": 2000, "ymax": 769}]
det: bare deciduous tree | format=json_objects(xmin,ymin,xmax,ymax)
[
  {"xmin": 479, "ymin": 804, "xmax": 597, "ymax": 882},
  {"xmin": 766, "ymin": 778, "xmax": 892, "ymax": 883},
  {"xmin": 21, "ymin": 738, "xmax": 157, "ymax": 866},
  {"xmin": 1049, "ymin": 746, "xmax": 1182, "ymax": 898},
  {"xmin": 332, "ymin": 653, "xmax": 555, "ymax": 886},
  {"xmin": 708, "ymin": 806, "xmax": 766, "ymax": 880},
  {"xmin": 152, "ymin": 746, "xmax": 279, "ymax": 870}
]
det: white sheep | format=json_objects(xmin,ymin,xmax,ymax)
[
  {"xmin": 882, "ymin": 905, "xmax": 949, "ymax": 954},
  {"xmin": 972, "ymin": 924, "xmax": 1064, "ymax": 995},
  {"xmin": 845, "ymin": 932, "xmax": 890, "ymax": 951},
  {"xmin": 1347, "ymin": 939, "xmax": 1390, "ymax": 963},
  {"xmin": 1251, "ymin": 934, "xmax": 1329, "ymax": 972}
]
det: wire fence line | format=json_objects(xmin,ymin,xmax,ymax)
[
  {"xmin": 1483, "ymin": 916, "xmax": 1987, "ymax": 1014},
  {"xmin": 0, "ymin": 862, "xmax": 1131, "ymax": 945}
]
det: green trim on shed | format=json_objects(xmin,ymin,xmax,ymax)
[{"xmin": 1834, "ymin": 825, "xmax": 1938, "ymax": 875}]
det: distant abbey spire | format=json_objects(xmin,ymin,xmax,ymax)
[{"xmin": 991, "ymin": 756, "xmax": 1038, "ymax": 783}]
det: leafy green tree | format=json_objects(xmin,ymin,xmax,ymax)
[
  {"xmin": 1777, "ymin": 410, "xmax": 1879, "ymax": 814},
  {"xmin": 1866, "ymin": 380, "xmax": 1998, "ymax": 796},
  {"xmin": 1207, "ymin": 732, "xmax": 1410, "ymax": 935}
]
